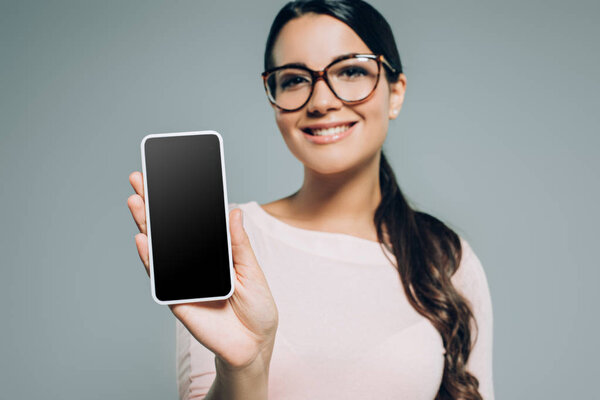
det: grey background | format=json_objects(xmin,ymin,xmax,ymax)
[{"xmin": 1, "ymin": 0, "xmax": 598, "ymax": 398}]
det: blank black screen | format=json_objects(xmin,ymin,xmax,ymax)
[{"xmin": 144, "ymin": 134, "xmax": 231, "ymax": 302}]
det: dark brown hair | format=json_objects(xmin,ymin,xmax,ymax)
[{"xmin": 264, "ymin": 1, "xmax": 482, "ymax": 398}]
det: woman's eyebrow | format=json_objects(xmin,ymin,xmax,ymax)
[
  {"xmin": 275, "ymin": 61, "xmax": 308, "ymax": 69},
  {"xmin": 275, "ymin": 53, "xmax": 359, "ymax": 70}
]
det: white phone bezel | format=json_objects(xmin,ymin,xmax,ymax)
[{"xmin": 140, "ymin": 130, "xmax": 235, "ymax": 305}]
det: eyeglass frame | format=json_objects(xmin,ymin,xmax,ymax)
[{"xmin": 261, "ymin": 53, "xmax": 398, "ymax": 112}]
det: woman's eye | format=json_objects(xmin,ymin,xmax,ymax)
[
  {"xmin": 339, "ymin": 67, "xmax": 367, "ymax": 78},
  {"xmin": 280, "ymin": 76, "xmax": 309, "ymax": 89}
]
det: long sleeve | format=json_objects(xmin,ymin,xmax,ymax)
[
  {"xmin": 176, "ymin": 318, "xmax": 217, "ymax": 400},
  {"xmin": 451, "ymin": 238, "xmax": 495, "ymax": 400}
]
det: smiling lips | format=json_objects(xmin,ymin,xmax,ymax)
[{"xmin": 302, "ymin": 121, "xmax": 357, "ymax": 136}]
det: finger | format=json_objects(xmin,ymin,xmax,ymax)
[
  {"xmin": 129, "ymin": 171, "xmax": 144, "ymax": 199},
  {"xmin": 229, "ymin": 209, "xmax": 262, "ymax": 277},
  {"xmin": 127, "ymin": 194, "xmax": 147, "ymax": 234},
  {"xmin": 135, "ymin": 233, "xmax": 150, "ymax": 277}
]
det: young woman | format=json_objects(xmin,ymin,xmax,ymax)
[{"xmin": 127, "ymin": 1, "xmax": 494, "ymax": 399}]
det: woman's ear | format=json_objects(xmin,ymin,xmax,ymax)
[{"xmin": 388, "ymin": 73, "xmax": 406, "ymax": 120}]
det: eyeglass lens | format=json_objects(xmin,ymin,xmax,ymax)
[{"xmin": 265, "ymin": 56, "xmax": 380, "ymax": 110}]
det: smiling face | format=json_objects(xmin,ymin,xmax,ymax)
[{"xmin": 269, "ymin": 13, "xmax": 406, "ymax": 175}]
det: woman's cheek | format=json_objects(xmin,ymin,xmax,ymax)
[
  {"xmin": 275, "ymin": 111, "xmax": 296, "ymax": 137},
  {"xmin": 275, "ymin": 114, "xmax": 304, "ymax": 157},
  {"xmin": 357, "ymin": 104, "xmax": 389, "ymax": 145}
]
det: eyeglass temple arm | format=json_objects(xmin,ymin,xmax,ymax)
[{"xmin": 380, "ymin": 55, "xmax": 398, "ymax": 74}]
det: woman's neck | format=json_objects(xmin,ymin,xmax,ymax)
[{"xmin": 265, "ymin": 151, "xmax": 384, "ymax": 241}]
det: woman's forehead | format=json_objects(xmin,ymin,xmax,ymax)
[{"xmin": 271, "ymin": 13, "xmax": 372, "ymax": 69}]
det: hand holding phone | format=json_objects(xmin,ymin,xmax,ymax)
[{"xmin": 127, "ymin": 132, "xmax": 279, "ymax": 370}]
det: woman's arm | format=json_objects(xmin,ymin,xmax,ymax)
[
  {"xmin": 203, "ymin": 346, "xmax": 274, "ymax": 400},
  {"xmin": 452, "ymin": 238, "xmax": 495, "ymax": 400},
  {"xmin": 177, "ymin": 318, "xmax": 275, "ymax": 400}
]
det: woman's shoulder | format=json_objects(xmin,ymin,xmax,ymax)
[
  {"xmin": 413, "ymin": 211, "xmax": 488, "ymax": 286},
  {"xmin": 227, "ymin": 200, "xmax": 265, "ymax": 227},
  {"xmin": 454, "ymin": 237, "xmax": 487, "ymax": 284},
  {"xmin": 451, "ymin": 236, "xmax": 493, "ymax": 315},
  {"xmin": 227, "ymin": 200, "xmax": 255, "ymax": 211},
  {"xmin": 227, "ymin": 199, "xmax": 288, "ymax": 224},
  {"xmin": 415, "ymin": 209, "xmax": 492, "ymax": 311},
  {"xmin": 227, "ymin": 201, "xmax": 239, "ymax": 212}
]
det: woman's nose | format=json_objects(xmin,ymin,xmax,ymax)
[{"xmin": 306, "ymin": 79, "xmax": 342, "ymax": 114}]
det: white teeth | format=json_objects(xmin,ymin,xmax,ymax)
[{"xmin": 311, "ymin": 124, "xmax": 352, "ymax": 136}]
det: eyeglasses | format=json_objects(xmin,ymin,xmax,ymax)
[{"xmin": 261, "ymin": 53, "xmax": 397, "ymax": 112}]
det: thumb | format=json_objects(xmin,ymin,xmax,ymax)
[{"xmin": 229, "ymin": 209, "xmax": 260, "ymax": 271}]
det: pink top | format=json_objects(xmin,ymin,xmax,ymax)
[{"xmin": 176, "ymin": 201, "xmax": 494, "ymax": 399}]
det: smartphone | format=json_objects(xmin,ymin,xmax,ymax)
[{"xmin": 140, "ymin": 130, "xmax": 235, "ymax": 305}]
